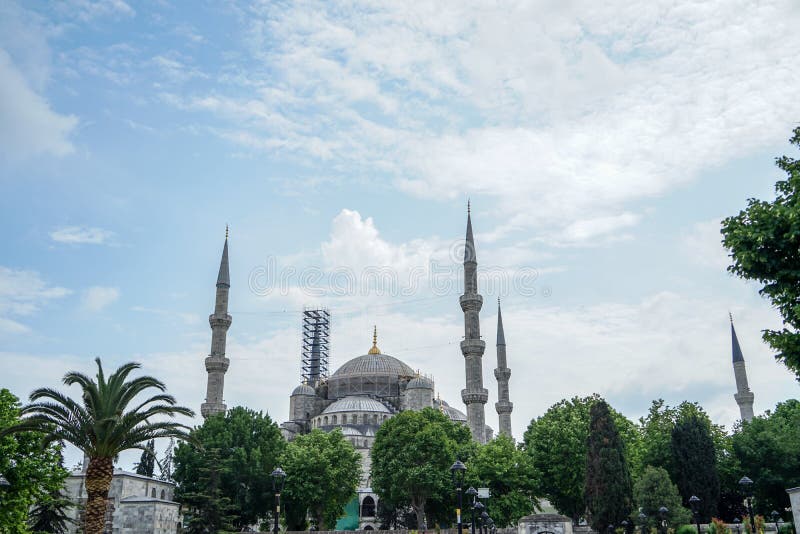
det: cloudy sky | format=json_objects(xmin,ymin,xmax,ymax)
[{"xmin": 1, "ymin": 0, "xmax": 799, "ymax": 469}]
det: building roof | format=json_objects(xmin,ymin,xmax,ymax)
[
  {"xmin": 292, "ymin": 383, "xmax": 315, "ymax": 396},
  {"xmin": 731, "ymin": 320, "xmax": 745, "ymax": 363},
  {"xmin": 322, "ymin": 396, "xmax": 392, "ymax": 414},
  {"xmin": 331, "ymin": 353, "xmax": 415, "ymax": 378},
  {"xmin": 406, "ymin": 376, "xmax": 433, "ymax": 389}
]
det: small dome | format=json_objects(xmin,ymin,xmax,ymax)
[
  {"xmin": 331, "ymin": 353, "xmax": 415, "ymax": 378},
  {"xmin": 406, "ymin": 376, "xmax": 433, "ymax": 389},
  {"xmin": 292, "ymin": 383, "xmax": 315, "ymax": 396},
  {"xmin": 322, "ymin": 396, "xmax": 392, "ymax": 415},
  {"xmin": 444, "ymin": 405, "xmax": 467, "ymax": 422}
]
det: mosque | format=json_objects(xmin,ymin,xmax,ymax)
[{"xmin": 199, "ymin": 206, "xmax": 515, "ymax": 529}]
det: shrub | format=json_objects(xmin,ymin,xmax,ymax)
[{"xmin": 676, "ymin": 525, "xmax": 698, "ymax": 534}]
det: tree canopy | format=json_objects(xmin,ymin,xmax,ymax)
[
  {"xmin": 721, "ymin": 126, "xmax": 800, "ymax": 380},
  {"xmin": 280, "ymin": 428, "xmax": 362, "ymax": 530},
  {"xmin": 670, "ymin": 413, "xmax": 720, "ymax": 521},
  {"xmin": 523, "ymin": 394, "xmax": 636, "ymax": 523},
  {"xmin": 464, "ymin": 435, "xmax": 537, "ymax": 527},
  {"xmin": 371, "ymin": 407, "xmax": 472, "ymax": 529},
  {"xmin": 173, "ymin": 406, "xmax": 286, "ymax": 530},
  {"xmin": 633, "ymin": 466, "xmax": 691, "ymax": 529},
  {"xmin": 585, "ymin": 400, "xmax": 633, "ymax": 532},
  {"xmin": 0, "ymin": 389, "xmax": 69, "ymax": 534}
]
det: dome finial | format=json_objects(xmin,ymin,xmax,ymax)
[{"xmin": 368, "ymin": 325, "xmax": 381, "ymax": 354}]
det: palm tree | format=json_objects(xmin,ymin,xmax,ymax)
[{"xmin": 3, "ymin": 358, "xmax": 194, "ymax": 534}]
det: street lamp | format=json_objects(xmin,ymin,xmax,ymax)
[
  {"xmin": 622, "ymin": 520, "xmax": 630, "ymax": 534},
  {"xmin": 639, "ymin": 512, "xmax": 648, "ymax": 534},
  {"xmin": 659, "ymin": 506, "xmax": 669, "ymax": 534},
  {"xmin": 739, "ymin": 476, "xmax": 756, "ymax": 534},
  {"xmin": 689, "ymin": 495, "xmax": 702, "ymax": 534},
  {"xmin": 481, "ymin": 511, "xmax": 489, "ymax": 534},
  {"xmin": 451, "ymin": 460, "xmax": 467, "ymax": 534},
  {"xmin": 608, "ymin": 524, "xmax": 616, "ymax": 534},
  {"xmin": 770, "ymin": 511, "xmax": 781, "ymax": 533},
  {"xmin": 270, "ymin": 467, "xmax": 286, "ymax": 534},
  {"xmin": 466, "ymin": 487, "xmax": 478, "ymax": 534},
  {"xmin": 0, "ymin": 474, "xmax": 9, "ymax": 488},
  {"xmin": 474, "ymin": 501, "xmax": 485, "ymax": 534},
  {"xmin": 733, "ymin": 518, "xmax": 742, "ymax": 534}
]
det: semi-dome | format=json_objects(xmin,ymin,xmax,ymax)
[
  {"xmin": 406, "ymin": 376, "xmax": 433, "ymax": 389},
  {"xmin": 291, "ymin": 383, "xmax": 315, "ymax": 396},
  {"xmin": 322, "ymin": 396, "xmax": 391, "ymax": 414}
]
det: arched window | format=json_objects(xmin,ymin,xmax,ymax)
[
  {"xmin": 352, "ymin": 414, "xmax": 358, "ymax": 424},
  {"xmin": 364, "ymin": 526, "xmax": 374, "ymax": 530},
  {"xmin": 323, "ymin": 416, "xmax": 329, "ymax": 425},
  {"xmin": 151, "ymin": 488, "xmax": 156, "ymax": 498},
  {"xmin": 372, "ymin": 414, "xmax": 378, "ymax": 424},
  {"xmin": 161, "ymin": 489, "xmax": 166, "ymax": 500},
  {"xmin": 361, "ymin": 496, "xmax": 376, "ymax": 517},
  {"xmin": 332, "ymin": 415, "xmax": 337, "ymax": 424}
]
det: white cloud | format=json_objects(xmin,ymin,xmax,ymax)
[
  {"xmin": 0, "ymin": 48, "xmax": 78, "ymax": 160},
  {"xmin": 60, "ymin": 0, "xmax": 135, "ymax": 22},
  {"xmin": 50, "ymin": 225, "xmax": 115, "ymax": 245},
  {"xmin": 682, "ymin": 218, "xmax": 731, "ymax": 271},
  {"xmin": 0, "ymin": 266, "xmax": 71, "ymax": 316},
  {"xmin": 82, "ymin": 286, "xmax": 120, "ymax": 312}
]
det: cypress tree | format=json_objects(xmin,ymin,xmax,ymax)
[
  {"xmin": 670, "ymin": 414, "xmax": 720, "ymax": 521},
  {"xmin": 585, "ymin": 400, "xmax": 633, "ymax": 532},
  {"xmin": 135, "ymin": 439, "xmax": 156, "ymax": 478}
]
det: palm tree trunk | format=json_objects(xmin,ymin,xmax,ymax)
[{"xmin": 84, "ymin": 457, "xmax": 114, "ymax": 534}]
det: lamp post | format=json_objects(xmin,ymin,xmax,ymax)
[
  {"xmin": 623, "ymin": 520, "xmax": 631, "ymax": 534},
  {"xmin": 733, "ymin": 518, "xmax": 742, "ymax": 534},
  {"xmin": 689, "ymin": 495, "xmax": 702, "ymax": 534},
  {"xmin": 0, "ymin": 474, "xmax": 9, "ymax": 488},
  {"xmin": 739, "ymin": 476, "xmax": 756, "ymax": 534},
  {"xmin": 270, "ymin": 467, "xmax": 286, "ymax": 534},
  {"xmin": 466, "ymin": 487, "xmax": 478, "ymax": 534},
  {"xmin": 451, "ymin": 460, "xmax": 467, "ymax": 534},
  {"xmin": 481, "ymin": 511, "xmax": 489, "ymax": 534},
  {"xmin": 770, "ymin": 511, "xmax": 781, "ymax": 533},
  {"xmin": 639, "ymin": 512, "xmax": 648, "ymax": 534},
  {"xmin": 608, "ymin": 524, "xmax": 616, "ymax": 534},
  {"xmin": 659, "ymin": 506, "xmax": 669, "ymax": 534},
  {"xmin": 474, "ymin": 501, "xmax": 485, "ymax": 534}
]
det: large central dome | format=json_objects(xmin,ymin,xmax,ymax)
[{"xmin": 328, "ymin": 352, "xmax": 415, "ymax": 400}]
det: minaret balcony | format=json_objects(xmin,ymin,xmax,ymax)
[
  {"xmin": 495, "ymin": 401, "xmax": 513, "ymax": 413},
  {"xmin": 209, "ymin": 313, "xmax": 232, "ymax": 329},
  {"xmin": 494, "ymin": 368, "xmax": 511, "ymax": 381},
  {"xmin": 205, "ymin": 356, "xmax": 230, "ymax": 373},
  {"xmin": 459, "ymin": 294, "xmax": 483, "ymax": 311},
  {"xmin": 460, "ymin": 339, "xmax": 486, "ymax": 355},
  {"xmin": 461, "ymin": 388, "xmax": 488, "ymax": 404}
]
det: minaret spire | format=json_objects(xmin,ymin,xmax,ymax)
[
  {"xmin": 730, "ymin": 314, "xmax": 754, "ymax": 422},
  {"xmin": 460, "ymin": 202, "xmax": 488, "ymax": 443},
  {"xmin": 494, "ymin": 299, "xmax": 513, "ymax": 437},
  {"xmin": 201, "ymin": 229, "xmax": 232, "ymax": 419}
]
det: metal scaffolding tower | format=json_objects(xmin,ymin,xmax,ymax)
[{"xmin": 301, "ymin": 308, "xmax": 330, "ymax": 386}]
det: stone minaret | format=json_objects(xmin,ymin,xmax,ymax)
[
  {"xmin": 460, "ymin": 202, "xmax": 488, "ymax": 443},
  {"xmin": 201, "ymin": 229, "xmax": 232, "ymax": 419},
  {"xmin": 731, "ymin": 314, "xmax": 755, "ymax": 422},
  {"xmin": 494, "ymin": 299, "xmax": 513, "ymax": 438}
]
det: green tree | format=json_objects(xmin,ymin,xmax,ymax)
[
  {"xmin": 179, "ymin": 448, "xmax": 238, "ymax": 533},
  {"xmin": 371, "ymin": 407, "xmax": 472, "ymax": 529},
  {"xmin": 280, "ymin": 428, "xmax": 362, "ymax": 530},
  {"xmin": 671, "ymin": 413, "xmax": 720, "ymax": 521},
  {"xmin": 721, "ymin": 126, "xmax": 800, "ymax": 380},
  {"xmin": 633, "ymin": 466, "xmax": 692, "ymax": 529},
  {"xmin": 0, "ymin": 389, "xmax": 69, "ymax": 534},
  {"xmin": 173, "ymin": 406, "xmax": 286, "ymax": 530},
  {"xmin": 523, "ymin": 395, "xmax": 637, "ymax": 523},
  {"xmin": 2, "ymin": 359, "xmax": 193, "ymax": 534},
  {"xmin": 730, "ymin": 399, "xmax": 800, "ymax": 515},
  {"xmin": 464, "ymin": 435, "xmax": 537, "ymax": 527},
  {"xmin": 134, "ymin": 439, "xmax": 156, "ymax": 478},
  {"xmin": 585, "ymin": 400, "xmax": 633, "ymax": 532},
  {"xmin": 28, "ymin": 487, "xmax": 76, "ymax": 534}
]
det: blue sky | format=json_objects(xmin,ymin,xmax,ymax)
[{"xmin": 1, "ymin": 0, "xmax": 799, "ymax": 469}]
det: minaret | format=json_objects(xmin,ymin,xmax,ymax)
[
  {"xmin": 494, "ymin": 299, "xmax": 513, "ymax": 438},
  {"xmin": 460, "ymin": 202, "xmax": 488, "ymax": 443},
  {"xmin": 201, "ymin": 228, "xmax": 232, "ymax": 419},
  {"xmin": 730, "ymin": 314, "xmax": 755, "ymax": 422}
]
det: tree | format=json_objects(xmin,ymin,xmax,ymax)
[
  {"xmin": 371, "ymin": 407, "xmax": 472, "ymax": 529},
  {"xmin": 671, "ymin": 413, "xmax": 720, "ymax": 521},
  {"xmin": 0, "ymin": 389, "xmax": 69, "ymax": 534},
  {"xmin": 523, "ymin": 395, "xmax": 637, "ymax": 523},
  {"xmin": 730, "ymin": 399, "xmax": 800, "ymax": 515},
  {"xmin": 28, "ymin": 488, "xmax": 76, "ymax": 534},
  {"xmin": 173, "ymin": 406, "xmax": 286, "ymax": 530},
  {"xmin": 178, "ymin": 448, "xmax": 238, "ymax": 534},
  {"xmin": 280, "ymin": 428, "xmax": 362, "ymax": 530},
  {"xmin": 585, "ymin": 400, "xmax": 633, "ymax": 533},
  {"xmin": 464, "ymin": 435, "xmax": 537, "ymax": 527},
  {"xmin": 633, "ymin": 466, "xmax": 692, "ymax": 529},
  {"xmin": 2, "ymin": 359, "xmax": 193, "ymax": 534},
  {"xmin": 134, "ymin": 439, "xmax": 156, "ymax": 478},
  {"xmin": 721, "ymin": 126, "xmax": 800, "ymax": 380}
]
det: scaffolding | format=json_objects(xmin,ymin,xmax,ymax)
[{"xmin": 301, "ymin": 308, "xmax": 330, "ymax": 386}]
